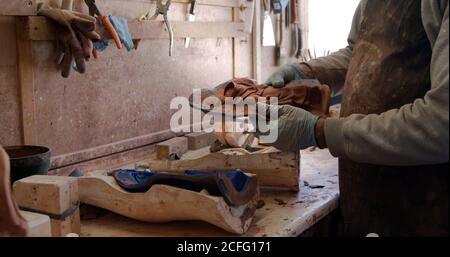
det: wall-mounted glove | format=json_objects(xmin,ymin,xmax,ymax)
[
  {"xmin": 255, "ymin": 103, "xmax": 319, "ymax": 152},
  {"xmin": 266, "ymin": 64, "xmax": 306, "ymax": 88},
  {"xmin": 37, "ymin": 3, "xmax": 101, "ymax": 78}
]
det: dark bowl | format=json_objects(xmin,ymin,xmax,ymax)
[{"xmin": 4, "ymin": 145, "xmax": 52, "ymax": 183}]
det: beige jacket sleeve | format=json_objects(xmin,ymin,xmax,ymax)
[{"xmin": 323, "ymin": 1, "xmax": 449, "ymax": 166}]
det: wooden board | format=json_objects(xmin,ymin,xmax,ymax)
[
  {"xmin": 156, "ymin": 137, "xmax": 188, "ymax": 160},
  {"xmin": 13, "ymin": 175, "xmax": 80, "ymax": 237},
  {"xmin": 80, "ymin": 148, "xmax": 339, "ymax": 237},
  {"xmin": 0, "ymin": 0, "xmax": 37, "ymax": 16},
  {"xmin": 252, "ymin": 0, "xmax": 262, "ymax": 82},
  {"xmin": 78, "ymin": 171, "xmax": 259, "ymax": 234},
  {"xmin": 175, "ymin": 0, "xmax": 242, "ymax": 7},
  {"xmin": 15, "ymin": 17, "xmax": 37, "ymax": 145},
  {"xmin": 185, "ymin": 132, "xmax": 217, "ymax": 150},
  {"xmin": 92, "ymin": 0, "xmax": 243, "ymax": 8},
  {"xmin": 148, "ymin": 147, "xmax": 300, "ymax": 191},
  {"xmin": 50, "ymin": 129, "xmax": 181, "ymax": 171},
  {"xmin": 21, "ymin": 17, "xmax": 247, "ymax": 41},
  {"xmin": 20, "ymin": 211, "xmax": 52, "ymax": 237},
  {"xmin": 50, "ymin": 208, "xmax": 81, "ymax": 237}
]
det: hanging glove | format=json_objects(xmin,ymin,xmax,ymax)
[
  {"xmin": 37, "ymin": 3, "xmax": 101, "ymax": 78},
  {"xmin": 254, "ymin": 103, "xmax": 320, "ymax": 152},
  {"xmin": 266, "ymin": 63, "xmax": 309, "ymax": 88}
]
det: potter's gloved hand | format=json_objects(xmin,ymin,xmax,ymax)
[
  {"xmin": 37, "ymin": 3, "xmax": 101, "ymax": 78},
  {"xmin": 266, "ymin": 64, "xmax": 306, "ymax": 88},
  {"xmin": 255, "ymin": 103, "xmax": 320, "ymax": 152}
]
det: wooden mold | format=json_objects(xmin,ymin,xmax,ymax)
[
  {"xmin": 78, "ymin": 171, "xmax": 259, "ymax": 234},
  {"xmin": 19, "ymin": 211, "xmax": 52, "ymax": 237},
  {"xmin": 148, "ymin": 147, "xmax": 300, "ymax": 191}
]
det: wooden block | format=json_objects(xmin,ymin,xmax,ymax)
[
  {"xmin": 156, "ymin": 137, "xmax": 189, "ymax": 160},
  {"xmin": 16, "ymin": 17, "xmax": 38, "ymax": 145},
  {"xmin": 50, "ymin": 209, "xmax": 80, "ymax": 237},
  {"xmin": 185, "ymin": 132, "xmax": 217, "ymax": 150},
  {"xmin": 149, "ymin": 147, "xmax": 300, "ymax": 191},
  {"xmin": 13, "ymin": 176, "xmax": 80, "ymax": 237},
  {"xmin": 13, "ymin": 176, "xmax": 78, "ymax": 215},
  {"xmin": 20, "ymin": 211, "xmax": 52, "ymax": 237}
]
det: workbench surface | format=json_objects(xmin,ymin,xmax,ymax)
[{"xmin": 80, "ymin": 148, "xmax": 339, "ymax": 237}]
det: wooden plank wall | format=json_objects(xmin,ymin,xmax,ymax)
[
  {"xmin": 0, "ymin": 0, "xmax": 251, "ymax": 172},
  {"xmin": 0, "ymin": 0, "xmax": 301, "ymax": 173},
  {"xmin": 0, "ymin": 16, "xmax": 23, "ymax": 146}
]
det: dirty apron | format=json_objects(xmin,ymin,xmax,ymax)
[{"xmin": 339, "ymin": 0, "xmax": 449, "ymax": 236}]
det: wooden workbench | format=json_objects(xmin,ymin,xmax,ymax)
[{"xmin": 80, "ymin": 148, "xmax": 339, "ymax": 237}]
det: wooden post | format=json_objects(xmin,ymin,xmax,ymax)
[
  {"xmin": 252, "ymin": 0, "xmax": 262, "ymax": 83},
  {"xmin": 15, "ymin": 17, "xmax": 37, "ymax": 145},
  {"xmin": 299, "ymin": 0, "xmax": 309, "ymax": 59},
  {"xmin": 232, "ymin": 7, "xmax": 237, "ymax": 78}
]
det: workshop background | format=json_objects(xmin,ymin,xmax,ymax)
[{"xmin": 0, "ymin": 0, "xmax": 357, "ymax": 175}]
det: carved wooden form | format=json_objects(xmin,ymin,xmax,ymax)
[
  {"xmin": 78, "ymin": 171, "xmax": 259, "ymax": 234},
  {"xmin": 148, "ymin": 147, "xmax": 300, "ymax": 191},
  {"xmin": 0, "ymin": 146, "xmax": 28, "ymax": 237}
]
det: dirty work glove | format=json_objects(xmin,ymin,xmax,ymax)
[
  {"xmin": 266, "ymin": 64, "xmax": 306, "ymax": 88},
  {"xmin": 254, "ymin": 103, "xmax": 319, "ymax": 152},
  {"xmin": 37, "ymin": 3, "xmax": 101, "ymax": 78}
]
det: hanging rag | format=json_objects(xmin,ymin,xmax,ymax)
[{"xmin": 93, "ymin": 15, "xmax": 134, "ymax": 52}]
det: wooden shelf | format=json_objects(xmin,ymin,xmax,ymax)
[
  {"xmin": 0, "ymin": 0, "xmax": 244, "ymax": 16},
  {"xmin": 19, "ymin": 16, "xmax": 247, "ymax": 41},
  {"xmin": 153, "ymin": 0, "xmax": 243, "ymax": 8}
]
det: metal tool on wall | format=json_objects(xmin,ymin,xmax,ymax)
[
  {"xmin": 262, "ymin": 0, "xmax": 275, "ymax": 47},
  {"xmin": 140, "ymin": 0, "xmax": 173, "ymax": 56},
  {"xmin": 271, "ymin": 0, "xmax": 289, "ymax": 14},
  {"xmin": 291, "ymin": 0, "xmax": 302, "ymax": 58},
  {"xmin": 275, "ymin": 5, "xmax": 287, "ymax": 65},
  {"xmin": 185, "ymin": 0, "xmax": 196, "ymax": 48},
  {"xmin": 85, "ymin": 0, "xmax": 123, "ymax": 51}
]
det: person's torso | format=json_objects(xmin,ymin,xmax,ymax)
[
  {"xmin": 337, "ymin": 0, "xmax": 449, "ymax": 236},
  {"xmin": 341, "ymin": 0, "xmax": 432, "ymax": 116}
]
